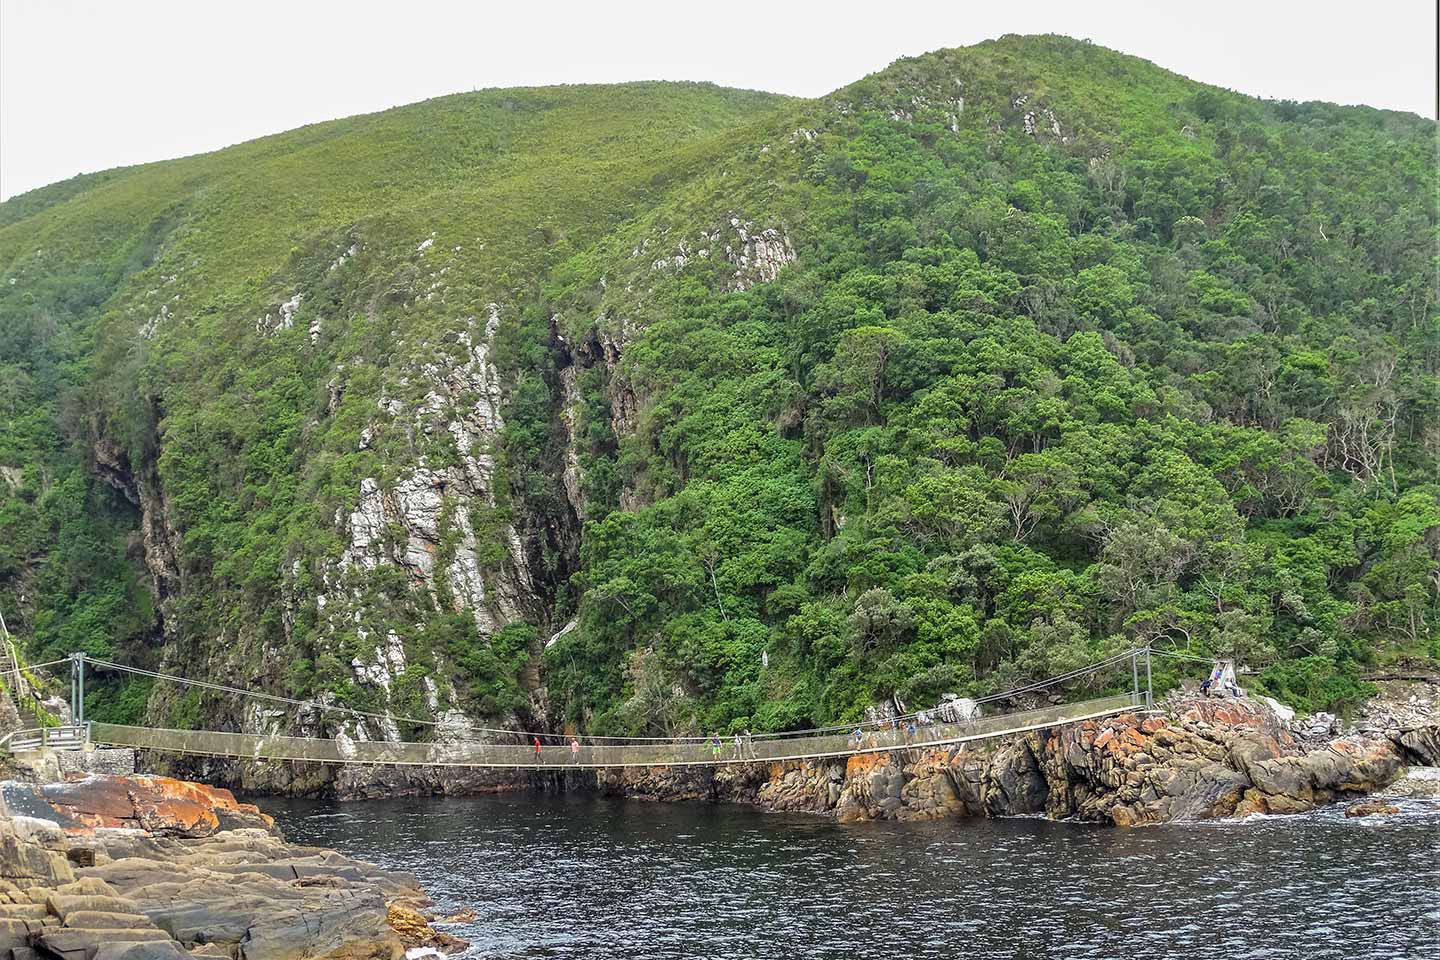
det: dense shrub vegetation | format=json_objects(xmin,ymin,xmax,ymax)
[{"xmin": 540, "ymin": 38, "xmax": 1438, "ymax": 730}]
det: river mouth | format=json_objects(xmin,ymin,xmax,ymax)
[{"xmin": 262, "ymin": 791, "xmax": 1440, "ymax": 960}]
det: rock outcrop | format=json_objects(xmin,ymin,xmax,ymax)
[
  {"xmin": 0, "ymin": 775, "xmax": 466, "ymax": 959},
  {"xmin": 597, "ymin": 695, "xmax": 1439, "ymax": 826},
  {"xmin": 0, "ymin": 776, "xmax": 276, "ymax": 838}
]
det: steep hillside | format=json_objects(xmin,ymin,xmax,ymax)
[
  {"xmin": 0, "ymin": 80, "xmax": 795, "ymax": 729},
  {"xmin": 1, "ymin": 36, "xmax": 1435, "ymax": 754}
]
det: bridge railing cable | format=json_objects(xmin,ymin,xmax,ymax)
[
  {"xmin": 89, "ymin": 692, "xmax": 1143, "ymax": 769},
  {"xmin": 0, "ymin": 658, "xmax": 75, "ymax": 680},
  {"xmin": 1147, "ymin": 648, "xmax": 1222, "ymax": 666},
  {"xmin": 82, "ymin": 647, "xmax": 1148, "ymax": 749}
]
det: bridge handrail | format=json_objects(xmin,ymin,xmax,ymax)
[
  {"xmin": 82, "ymin": 650, "xmax": 1148, "ymax": 745},
  {"xmin": 2, "ymin": 723, "xmax": 89, "ymax": 753},
  {"xmin": 89, "ymin": 693, "xmax": 1142, "ymax": 769}
]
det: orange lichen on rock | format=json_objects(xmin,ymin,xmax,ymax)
[
  {"xmin": 843, "ymin": 751, "xmax": 891, "ymax": 778},
  {"xmin": 10, "ymin": 775, "xmax": 277, "ymax": 838}
]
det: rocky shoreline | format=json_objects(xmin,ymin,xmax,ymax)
[
  {"xmin": 13, "ymin": 686, "xmax": 1438, "ymax": 835},
  {"xmin": 181, "ymin": 687, "xmax": 1440, "ymax": 827},
  {"xmin": 0, "ymin": 775, "xmax": 467, "ymax": 959},
  {"xmin": 594, "ymin": 692, "xmax": 1440, "ymax": 826},
  {"xmin": 0, "ymin": 694, "xmax": 1431, "ymax": 957},
  {"xmin": 117, "ymin": 687, "xmax": 1440, "ymax": 828}
]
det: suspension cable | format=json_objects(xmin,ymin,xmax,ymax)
[
  {"xmin": 84, "ymin": 658, "xmax": 457, "ymax": 731},
  {"xmin": 82, "ymin": 648, "xmax": 1147, "ymax": 744},
  {"xmin": 1148, "ymin": 648, "xmax": 1222, "ymax": 666},
  {"xmin": 0, "ymin": 658, "xmax": 76, "ymax": 679}
]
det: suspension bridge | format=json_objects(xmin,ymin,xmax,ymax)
[{"xmin": 0, "ymin": 648, "xmax": 1170, "ymax": 770}]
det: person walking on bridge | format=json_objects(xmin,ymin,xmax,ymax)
[
  {"xmin": 570, "ymin": 738, "xmax": 580, "ymax": 764},
  {"xmin": 533, "ymin": 737, "xmax": 542, "ymax": 761}
]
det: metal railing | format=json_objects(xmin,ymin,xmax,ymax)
[
  {"xmin": 89, "ymin": 693, "xmax": 1142, "ymax": 769},
  {"xmin": 2, "ymin": 723, "xmax": 91, "ymax": 753}
]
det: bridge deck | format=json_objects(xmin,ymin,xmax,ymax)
[{"xmin": 86, "ymin": 693, "xmax": 1142, "ymax": 769}]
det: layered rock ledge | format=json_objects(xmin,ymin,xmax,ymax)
[
  {"xmin": 596, "ymin": 694, "xmax": 1440, "ymax": 826},
  {"xmin": 0, "ymin": 775, "xmax": 466, "ymax": 960}
]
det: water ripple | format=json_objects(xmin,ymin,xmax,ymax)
[{"xmin": 264, "ymin": 792, "xmax": 1440, "ymax": 960}]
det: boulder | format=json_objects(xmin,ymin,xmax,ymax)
[
  {"xmin": 27, "ymin": 776, "xmax": 277, "ymax": 838},
  {"xmin": 1258, "ymin": 697, "xmax": 1296, "ymax": 729},
  {"xmin": 47, "ymin": 894, "xmax": 149, "ymax": 919},
  {"xmin": 983, "ymin": 739, "xmax": 1047, "ymax": 816},
  {"xmin": 61, "ymin": 909, "xmax": 158, "ymax": 929},
  {"xmin": 833, "ymin": 753, "xmax": 908, "ymax": 822},
  {"xmin": 895, "ymin": 751, "xmax": 967, "ymax": 821},
  {"xmin": 388, "ymin": 902, "xmax": 467, "ymax": 955},
  {"xmin": 1390, "ymin": 726, "xmax": 1440, "ymax": 766},
  {"xmin": 1344, "ymin": 800, "xmax": 1400, "ymax": 818},
  {"xmin": 0, "ymin": 815, "xmax": 75, "ymax": 889},
  {"xmin": 35, "ymin": 927, "xmax": 174, "ymax": 960},
  {"xmin": 935, "ymin": 695, "xmax": 981, "ymax": 723},
  {"xmin": 1239, "ymin": 736, "xmax": 1406, "ymax": 814},
  {"xmin": 1301, "ymin": 711, "xmax": 1340, "ymax": 739}
]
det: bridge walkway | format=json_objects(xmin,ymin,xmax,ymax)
[
  {"xmin": 3, "ymin": 650, "xmax": 1168, "ymax": 770},
  {"xmin": 80, "ymin": 693, "xmax": 1142, "ymax": 769}
]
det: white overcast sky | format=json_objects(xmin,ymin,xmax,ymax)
[{"xmin": 1, "ymin": 0, "xmax": 1436, "ymax": 200}]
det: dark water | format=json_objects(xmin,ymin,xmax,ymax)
[{"xmin": 262, "ymin": 791, "xmax": 1440, "ymax": 960}]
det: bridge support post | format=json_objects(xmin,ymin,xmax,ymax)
[
  {"xmin": 69, "ymin": 653, "xmax": 85, "ymax": 727},
  {"xmin": 1131, "ymin": 651, "xmax": 1140, "ymax": 705},
  {"xmin": 1144, "ymin": 647, "xmax": 1153, "ymax": 711}
]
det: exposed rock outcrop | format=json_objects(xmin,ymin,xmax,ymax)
[
  {"xmin": 596, "ymin": 696, "xmax": 1439, "ymax": 826},
  {"xmin": 331, "ymin": 309, "xmax": 530, "ymax": 637},
  {"xmin": 0, "ymin": 775, "xmax": 467, "ymax": 959},
  {"xmin": 0, "ymin": 776, "xmax": 276, "ymax": 838}
]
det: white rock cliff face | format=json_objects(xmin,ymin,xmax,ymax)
[
  {"xmin": 292, "ymin": 307, "xmax": 542, "ymax": 750},
  {"xmin": 331, "ymin": 308, "xmax": 531, "ymax": 636},
  {"xmin": 644, "ymin": 215, "xmax": 796, "ymax": 292},
  {"xmin": 726, "ymin": 219, "xmax": 796, "ymax": 291},
  {"xmin": 557, "ymin": 363, "xmax": 588, "ymax": 520}
]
